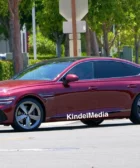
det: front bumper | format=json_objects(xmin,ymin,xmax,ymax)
[{"xmin": 0, "ymin": 109, "xmax": 8, "ymax": 122}]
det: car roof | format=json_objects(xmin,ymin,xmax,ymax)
[{"xmin": 30, "ymin": 56, "xmax": 139, "ymax": 68}]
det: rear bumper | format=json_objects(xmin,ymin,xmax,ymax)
[{"xmin": 0, "ymin": 110, "xmax": 8, "ymax": 122}]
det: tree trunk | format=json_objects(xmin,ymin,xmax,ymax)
[
  {"xmin": 117, "ymin": 35, "xmax": 120, "ymax": 57},
  {"xmin": 134, "ymin": 31, "xmax": 139, "ymax": 63},
  {"xmin": 102, "ymin": 23, "xmax": 109, "ymax": 56},
  {"xmin": 90, "ymin": 30, "xmax": 99, "ymax": 56},
  {"xmin": 9, "ymin": 18, "xmax": 14, "ymax": 52},
  {"xmin": 56, "ymin": 41, "xmax": 61, "ymax": 58},
  {"xmin": 64, "ymin": 34, "xmax": 69, "ymax": 57},
  {"xmin": 54, "ymin": 33, "xmax": 64, "ymax": 57},
  {"xmin": 8, "ymin": 0, "xmax": 23, "ymax": 74},
  {"xmin": 86, "ymin": 23, "xmax": 91, "ymax": 56}
]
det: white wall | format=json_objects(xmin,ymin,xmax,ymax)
[
  {"xmin": 0, "ymin": 24, "xmax": 27, "ymax": 54},
  {"xmin": 0, "ymin": 39, "xmax": 9, "ymax": 53}
]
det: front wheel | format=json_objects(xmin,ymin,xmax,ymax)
[
  {"xmin": 81, "ymin": 119, "xmax": 104, "ymax": 127},
  {"xmin": 11, "ymin": 98, "xmax": 44, "ymax": 132}
]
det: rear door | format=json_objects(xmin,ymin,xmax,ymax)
[{"xmin": 93, "ymin": 60, "xmax": 140, "ymax": 118}]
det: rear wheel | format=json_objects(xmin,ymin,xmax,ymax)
[
  {"xmin": 11, "ymin": 98, "xmax": 44, "ymax": 132},
  {"xmin": 81, "ymin": 119, "xmax": 104, "ymax": 127},
  {"xmin": 130, "ymin": 95, "xmax": 140, "ymax": 124}
]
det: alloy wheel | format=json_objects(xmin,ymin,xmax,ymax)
[{"xmin": 15, "ymin": 100, "xmax": 42, "ymax": 130}]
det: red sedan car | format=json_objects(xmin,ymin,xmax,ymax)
[{"xmin": 0, "ymin": 57, "xmax": 140, "ymax": 131}]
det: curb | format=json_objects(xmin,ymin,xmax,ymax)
[
  {"xmin": 40, "ymin": 121, "xmax": 78, "ymax": 127},
  {"xmin": 0, "ymin": 121, "xmax": 78, "ymax": 128}
]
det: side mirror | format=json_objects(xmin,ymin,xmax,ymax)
[{"xmin": 63, "ymin": 74, "xmax": 79, "ymax": 85}]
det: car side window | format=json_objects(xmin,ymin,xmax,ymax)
[
  {"xmin": 64, "ymin": 61, "xmax": 94, "ymax": 80},
  {"xmin": 94, "ymin": 61, "xmax": 140, "ymax": 79}
]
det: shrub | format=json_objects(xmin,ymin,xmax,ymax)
[
  {"xmin": 28, "ymin": 54, "xmax": 58, "ymax": 65},
  {"xmin": 28, "ymin": 54, "xmax": 57, "ymax": 60},
  {"xmin": 0, "ymin": 60, "xmax": 14, "ymax": 80},
  {"xmin": 29, "ymin": 31, "xmax": 56, "ymax": 55},
  {"xmin": 29, "ymin": 59, "xmax": 42, "ymax": 65}
]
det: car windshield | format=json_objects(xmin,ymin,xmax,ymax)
[{"xmin": 13, "ymin": 61, "xmax": 73, "ymax": 80}]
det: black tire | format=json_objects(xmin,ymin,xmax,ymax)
[
  {"xmin": 130, "ymin": 95, "xmax": 140, "ymax": 124},
  {"xmin": 11, "ymin": 98, "xmax": 44, "ymax": 132},
  {"xmin": 81, "ymin": 119, "xmax": 104, "ymax": 127}
]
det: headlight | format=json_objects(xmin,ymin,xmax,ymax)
[{"xmin": 0, "ymin": 97, "xmax": 16, "ymax": 105}]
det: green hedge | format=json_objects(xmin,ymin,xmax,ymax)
[
  {"xmin": 29, "ymin": 54, "xmax": 57, "ymax": 60},
  {"xmin": 29, "ymin": 31, "xmax": 56, "ymax": 55},
  {"xmin": 29, "ymin": 59, "xmax": 42, "ymax": 65},
  {"xmin": 0, "ymin": 60, "xmax": 14, "ymax": 80}
]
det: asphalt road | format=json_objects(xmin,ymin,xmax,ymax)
[{"xmin": 0, "ymin": 119, "xmax": 139, "ymax": 168}]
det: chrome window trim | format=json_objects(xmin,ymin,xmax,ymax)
[
  {"xmin": 94, "ymin": 59, "xmax": 139, "ymax": 67},
  {"xmin": 57, "ymin": 59, "xmax": 140, "ymax": 82}
]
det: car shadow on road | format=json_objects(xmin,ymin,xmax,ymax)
[
  {"xmin": 0, "ymin": 122, "xmax": 136, "ymax": 133},
  {"xmin": 38, "ymin": 122, "xmax": 134, "ymax": 132}
]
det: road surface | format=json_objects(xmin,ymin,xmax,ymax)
[{"xmin": 0, "ymin": 119, "xmax": 139, "ymax": 168}]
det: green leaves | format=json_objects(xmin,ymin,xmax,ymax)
[
  {"xmin": 29, "ymin": 30, "xmax": 56, "ymax": 55},
  {"xmin": 87, "ymin": 0, "xmax": 127, "ymax": 32},
  {"xmin": 37, "ymin": 0, "xmax": 64, "ymax": 42},
  {"xmin": 0, "ymin": 0, "xmax": 8, "ymax": 17},
  {"xmin": 0, "ymin": 60, "xmax": 13, "ymax": 80}
]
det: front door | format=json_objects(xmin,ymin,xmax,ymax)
[{"xmin": 46, "ymin": 61, "xmax": 100, "ymax": 121}]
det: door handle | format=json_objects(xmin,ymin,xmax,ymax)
[
  {"xmin": 88, "ymin": 86, "xmax": 98, "ymax": 90},
  {"xmin": 127, "ymin": 84, "xmax": 137, "ymax": 88}
]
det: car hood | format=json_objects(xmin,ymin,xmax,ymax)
[{"xmin": 0, "ymin": 80, "xmax": 53, "ymax": 91}]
